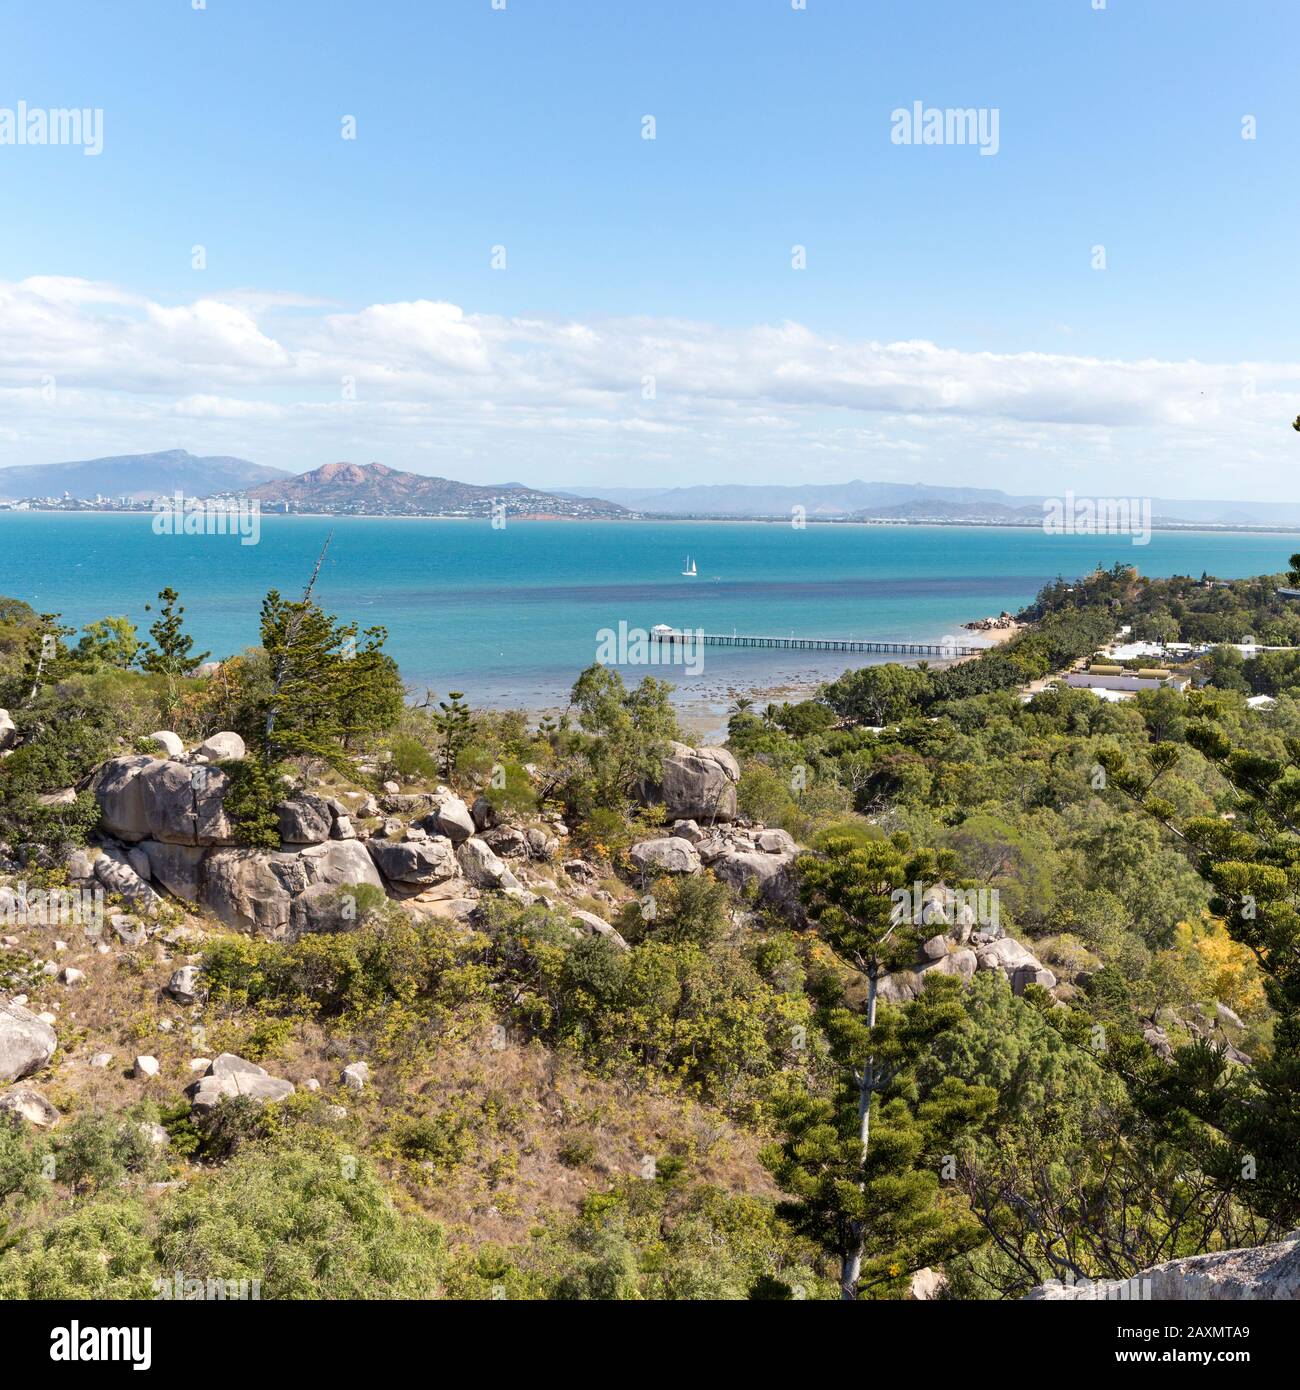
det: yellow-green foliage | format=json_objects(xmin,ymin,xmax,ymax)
[
  {"xmin": 201, "ymin": 902, "xmax": 495, "ymax": 1049},
  {"xmin": 0, "ymin": 1133, "xmax": 446, "ymax": 1300},
  {"xmin": 444, "ymin": 1178, "xmax": 832, "ymax": 1301},
  {"xmin": 481, "ymin": 899, "xmax": 819, "ymax": 1115}
]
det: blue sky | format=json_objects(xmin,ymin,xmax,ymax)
[{"xmin": 1, "ymin": 0, "xmax": 1298, "ymax": 498}]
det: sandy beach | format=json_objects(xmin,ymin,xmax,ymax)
[{"xmin": 963, "ymin": 622, "xmax": 1023, "ymax": 647}]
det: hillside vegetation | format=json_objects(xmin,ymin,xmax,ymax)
[{"xmin": 2, "ymin": 559, "xmax": 1300, "ymax": 1299}]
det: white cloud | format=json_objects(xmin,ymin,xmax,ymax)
[
  {"xmin": 173, "ymin": 394, "xmax": 285, "ymax": 420},
  {"xmin": 0, "ymin": 274, "xmax": 1297, "ymax": 496}
]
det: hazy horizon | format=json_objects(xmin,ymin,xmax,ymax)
[{"xmin": 7, "ymin": 448, "xmax": 1300, "ymax": 514}]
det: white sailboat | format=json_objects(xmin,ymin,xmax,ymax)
[{"xmin": 681, "ymin": 556, "xmax": 698, "ymax": 577}]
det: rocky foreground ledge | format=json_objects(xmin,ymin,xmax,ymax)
[
  {"xmin": 69, "ymin": 733, "xmax": 802, "ymax": 938},
  {"xmin": 0, "ymin": 731, "xmax": 802, "ymax": 1127},
  {"xmin": 1026, "ymin": 1233, "xmax": 1300, "ymax": 1300}
]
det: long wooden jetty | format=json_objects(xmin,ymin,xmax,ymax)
[{"xmin": 649, "ymin": 626, "xmax": 980, "ymax": 658}]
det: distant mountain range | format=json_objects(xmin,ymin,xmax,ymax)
[
  {"xmin": 0, "ymin": 449, "xmax": 287, "ymax": 501},
  {"xmin": 248, "ymin": 462, "xmax": 628, "ymax": 518},
  {"xmin": 0, "ymin": 452, "xmax": 627, "ymax": 519},
  {"xmin": 558, "ymin": 480, "xmax": 1016, "ymax": 516},
  {"xmin": 4, "ymin": 452, "xmax": 1298, "ymax": 529},
  {"xmin": 557, "ymin": 480, "xmax": 1300, "ymax": 528}
]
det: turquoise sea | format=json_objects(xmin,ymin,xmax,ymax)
[{"xmin": 0, "ymin": 513, "xmax": 1293, "ymax": 711}]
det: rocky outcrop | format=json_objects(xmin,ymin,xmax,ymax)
[
  {"xmin": 195, "ymin": 732, "xmax": 245, "ymax": 762},
  {"xmin": 89, "ymin": 754, "xmax": 546, "ymax": 934},
  {"xmin": 876, "ymin": 947, "xmax": 978, "ymax": 1004},
  {"xmin": 524, "ymin": 827, "xmax": 559, "ymax": 861},
  {"xmin": 368, "ymin": 835, "xmax": 459, "ymax": 895},
  {"xmin": 420, "ymin": 792, "xmax": 475, "ymax": 844},
  {"xmin": 482, "ymin": 825, "xmax": 528, "ymax": 858},
  {"xmin": 275, "ymin": 793, "xmax": 334, "ymax": 845},
  {"xmin": 670, "ymin": 819, "xmax": 705, "ymax": 844},
  {"xmin": 139, "ymin": 841, "xmax": 207, "ymax": 902},
  {"xmin": 0, "ymin": 1087, "xmax": 60, "ymax": 1127},
  {"xmin": 297, "ymin": 840, "xmax": 379, "ymax": 889},
  {"xmin": 92, "ymin": 755, "xmax": 237, "ymax": 846},
  {"xmin": 165, "ymin": 965, "xmax": 200, "ymax": 1005},
  {"xmin": 456, "ymin": 836, "xmax": 522, "ymax": 892},
  {"xmin": 92, "ymin": 755, "xmax": 155, "ymax": 841},
  {"xmin": 341, "ymin": 1061, "xmax": 370, "ymax": 1090},
  {"xmin": 110, "ymin": 913, "xmax": 147, "ymax": 947},
  {"xmin": 659, "ymin": 743, "xmax": 741, "ymax": 823},
  {"xmin": 630, "ymin": 837, "xmax": 702, "ymax": 876},
  {"xmin": 1026, "ymin": 1233, "xmax": 1300, "ymax": 1300},
  {"xmin": 200, "ymin": 849, "xmax": 298, "ymax": 935},
  {"xmin": 562, "ymin": 859, "xmax": 601, "ymax": 886},
  {"xmin": 711, "ymin": 849, "xmax": 797, "ymax": 908},
  {"xmin": 75, "ymin": 819, "xmax": 385, "ymax": 937},
  {"xmin": 909, "ymin": 1267, "xmax": 948, "ymax": 1300},
  {"xmin": 975, "ymin": 937, "xmax": 1057, "ymax": 995},
  {"xmin": 290, "ymin": 883, "xmax": 361, "ymax": 936},
  {"xmin": 872, "ymin": 930, "xmax": 1052, "ymax": 1004},
  {"xmin": 94, "ymin": 846, "xmax": 164, "ymax": 914},
  {"xmin": 913, "ymin": 882, "xmax": 986, "ymax": 942},
  {"xmin": 404, "ymin": 880, "xmax": 479, "ymax": 923},
  {"xmin": 97, "ymin": 746, "xmax": 347, "ymax": 851},
  {"xmin": 0, "ymin": 708, "xmax": 17, "ymax": 753},
  {"xmin": 570, "ymin": 909, "xmax": 629, "ymax": 951},
  {"xmin": 201, "ymin": 839, "xmax": 382, "ymax": 937},
  {"xmin": 148, "ymin": 731, "xmax": 184, "ymax": 759},
  {"xmin": 188, "ymin": 1053, "xmax": 294, "ymax": 1111},
  {"xmin": 147, "ymin": 761, "xmax": 239, "ymax": 846},
  {"xmin": 0, "ymin": 1001, "xmax": 57, "ymax": 1084},
  {"xmin": 754, "ymin": 828, "xmax": 798, "ymax": 855},
  {"xmin": 630, "ymin": 823, "xmax": 800, "ymax": 906}
]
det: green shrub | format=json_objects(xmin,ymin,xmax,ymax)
[
  {"xmin": 386, "ymin": 734, "xmax": 439, "ymax": 782},
  {"xmin": 556, "ymin": 1133, "xmax": 598, "ymax": 1169},
  {"xmin": 155, "ymin": 1140, "xmax": 446, "ymax": 1299},
  {"xmin": 0, "ymin": 1199, "xmax": 156, "ymax": 1299},
  {"xmin": 477, "ymin": 760, "xmax": 539, "ymax": 819},
  {"xmin": 392, "ymin": 1113, "xmax": 474, "ymax": 1173},
  {"xmin": 54, "ymin": 1111, "xmax": 164, "ymax": 1196},
  {"xmin": 203, "ymin": 903, "xmax": 493, "ymax": 1035},
  {"xmin": 220, "ymin": 753, "xmax": 282, "ymax": 850},
  {"xmin": 194, "ymin": 1095, "xmax": 277, "ymax": 1163}
]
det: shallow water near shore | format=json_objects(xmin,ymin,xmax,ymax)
[{"xmin": 1, "ymin": 513, "xmax": 1290, "ymax": 712}]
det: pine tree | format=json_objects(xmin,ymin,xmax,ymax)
[
  {"xmin": 766, "ymin": 833, "xmax": 995, "ymax": 1298},
  {"xmin": 256, "ymin": 543, "xmax": 404, "ymax": 775},
  {"xmin": 259, "ymin": 591, "xmax": 368, "ymax": 769},
  {"xmin": 138, "ymin": 588, "xmax": 209, "ymax": 676},
  {"xmin": 763, "ymin": 976, "xmax": 995, "ymax": 1299},
  {"xmin": 430, "ymin": 692, "xmax": 474, "ymax": 778},
  {"xmin": 18, "ymin": 613, "xmax": 74, "ymax": 706}
]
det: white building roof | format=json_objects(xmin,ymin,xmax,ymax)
[{"xmin": 1105, "ymin": 642, "xmax": 1169, "ymax": 661}]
